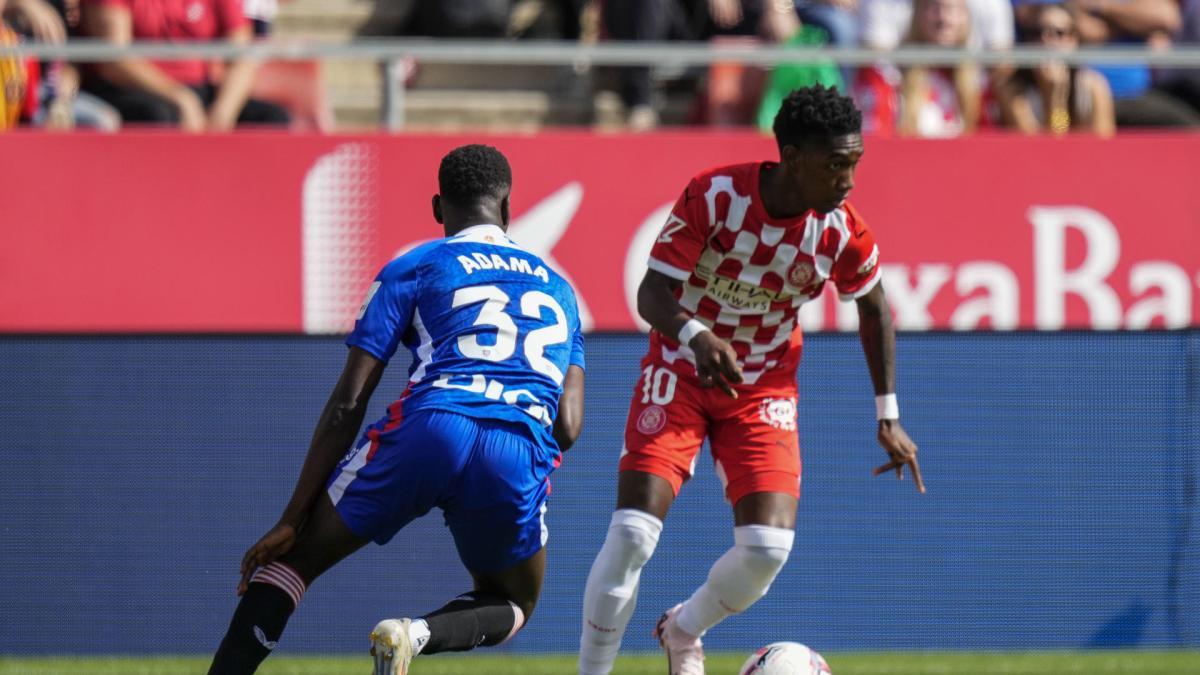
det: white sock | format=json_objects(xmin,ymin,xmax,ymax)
[
  {"xmin": 579, "ymin": 509, "xmax": 663, "ymax": 675},
  {"xmin": 408, "ymin": 618, "xmax": 431, "ymax": 656},
  {"xmin": 675, "ymin": 525, "xmax": 794, "ymax": 637}
]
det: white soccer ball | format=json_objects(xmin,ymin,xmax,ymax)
[{"xmin": 738, "ymin": 641, "xmax": 831, "ymax": 675}]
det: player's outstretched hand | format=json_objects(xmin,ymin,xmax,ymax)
[
  {"xmin": 690, "ymin": 331, "xmax": 743, "ymax": 398},
  {"xmin": 237, "ymin": 522, "xmax": 298, "ymax": 595},
  {"xmin": 872, "ymin": 420, "xmax": 925, "ymax": 494}
]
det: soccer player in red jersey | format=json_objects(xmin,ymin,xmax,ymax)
[{"xmin": 578, "ymin": 84, "xmax": 924, "ymax": 675}]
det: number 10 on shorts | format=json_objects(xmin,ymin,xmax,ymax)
[{"xmin": 641, "ymin": 365, "xmax": 678, "ymax": 405}]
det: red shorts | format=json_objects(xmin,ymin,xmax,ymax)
[{"xmin": 619, "ymin": 355, "xmax": 802, "ymax": 505}]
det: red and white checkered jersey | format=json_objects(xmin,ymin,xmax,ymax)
[{"xmin": 647, "ymin": 162, "xmax": 882, "ymax": 386}]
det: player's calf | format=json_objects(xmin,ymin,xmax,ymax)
[
  {"xmin": 579, "ymin": 509, "xmax": 664, "ymax": 675},
  {"xmin": 675, "ymin": 525, "xmax": 794, "ymax": 637},
  {"xmin": 425, "ymin": 591, "xmax": 525, "ymax": 651},
  {"xmin": 376, "ymin": 590, "xmax": 525, "ymax": 667},
  {"xmin": 208, "ymin": 562, "xmax": 307, "ymax": 675}
]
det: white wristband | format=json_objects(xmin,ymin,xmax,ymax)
[
  {"xmin": 677, "ymin": 319, "xmax": 711, "ymax": 346},
  {"xmin": 875, "ymin": 393, "xmax": 899, "ymax": 421}
]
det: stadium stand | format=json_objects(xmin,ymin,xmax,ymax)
[{"xmin": 277, "ymin": 0, "xmax": 594, "ymax": 129}]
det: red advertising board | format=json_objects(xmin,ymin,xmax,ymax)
[{"xmin": 1, "ymin": 132, "xmax": 1197, "ymax": 332}]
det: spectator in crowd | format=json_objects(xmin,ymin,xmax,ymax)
[
  {"xmin": 235, "ymin": 0, "xmax": 334, "ymax": 131},
  {"xmin": 5, "ymin": 0, "xmax": 120, "ymax": 130},
  {"xmin": 855, "ymin": 0, "xmax": 983, "ymax": 135},
  {"xmin": 996, "ymin": 2, "xmax": 1115, "ymax": 134},
  {"xmin": 1154, "ymin": 0, "xmax": 1200, "ymax": 113},
  {"xmin": 367, "ymin": 0, "xmax": 515, "ymax": 38},
  {"xmin": 859, "ymin": 0, "xmax": 1014, "ymax": 50},
  {"xmin": 1, "ymin": 0, "xmax": 37, "ymax": 130},
  {"xmin": 596, "ymin": 1, "xmax": 803, "ymax": 130},
  {"xmin": 1016, "ymin": 0, "xmax": 1199, "ymax": 126},
  {"xmin": 242, "ymin": 0, "xmax": 277, "ymax": 37},
  {"xmin": 696, "ymin": 0, "xmax": 802, "ymax": 127},
  {"xmin": 794, "ymin": 0, "xmax": 858, "ymax": 49},
  {"xmin": 600, "ymin": 0, "xmax": 692, "ymax": 130},
  {"xmin": 791, "ymin": 0, "xmax": 860, "ymax": 85},
  {"xmin": 359, "ymin": 0, "xmax": 584, "ymax": 39},
  {"xmin": 6, "ymin": 0, "xmax": 62, "ymax": 41},
  {"xmin": 697, "ymin": 0, "xmax": 799, "ymax": 41},
  {"xmin": 754, "ymin": 19, "xmax": 845, "ymax": 130},
  {"xmin": 80, "ymin": 0, "xmax": 289, "ymax": 131}
]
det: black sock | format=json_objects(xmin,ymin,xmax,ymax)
[
  {"xmin": 208, "ymin": 583, "xmax": 297, "ymax": 675},
  {"xmin": 420, "ymin": 592, "xmax": 521, "ymax": 654}
]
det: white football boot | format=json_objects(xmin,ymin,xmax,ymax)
[
  {"xmin": 653, "ymin": 604, "xmax": 705, "ymax": 675},
  {"xmin": 369, "ymin": 618, "xmax": 413, "ymax": 675}
]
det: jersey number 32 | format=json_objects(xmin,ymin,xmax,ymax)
[{"xmin": 454, "ymin": 284, "xmax": 569, "ymax": 385}]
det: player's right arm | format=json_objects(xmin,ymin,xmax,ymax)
[
  {"xmin": 640, "ymin": 177, "xmax": 742, "ymax": 397},
  {"xmin": 281, "ymin": 348, "xmax": 387, "ymax": 528},
  {"xmin": 638, "ymin": 271, "xmax": 742, "ymax": 397},
  {"xmin": 238, "ymin": 254, "xmax": 422, "ymax": 593},
  {"xmin": 236, "ymin": 348, "xmax": 386, "ymax": 594}
]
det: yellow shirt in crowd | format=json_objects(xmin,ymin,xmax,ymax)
[{"xmin": 1, "ymin": 24, "xmax": 27, "ymax": 130}]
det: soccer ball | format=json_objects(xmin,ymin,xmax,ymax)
[{"xmin": 738, "ymin": 641, "xmax": 831, "ymax": 675}]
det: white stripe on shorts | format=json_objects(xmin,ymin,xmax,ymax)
[{"xmin": 327, "ymin": 441, "xmax": 371, "ymax": 506}]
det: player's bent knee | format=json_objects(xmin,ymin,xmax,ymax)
[
  {"xmin": 711, "ymin": 525, "xmax": 794, "ymax": 612},
  {"xmin": 738, "ymin": 542, "xmax": 791, "ymax": 578},
  {"xmin": 606, "ymin": 509, "xmax": 663, "ymax": 569},
  {"xmin": 498, "ymin": 599, "xmax": 527, "ymax": 645},
  {"xmin": 510, "ymin": 595, "xmax": 537, "ymax": 623},
  {"xmin": 734, "ymin": 524, "xmax": 793, "ymax": 577}
]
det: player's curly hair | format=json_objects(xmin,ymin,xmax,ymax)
[
  {"xmin": 438, "ymin": 144, "xmax": 512, "ymax": 205},
  {"xmin": 772, "ymin": 85, "xmax": 862, "ymax": 151}
]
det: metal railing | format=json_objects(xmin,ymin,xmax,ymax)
[{"xmin": 5, "ymin": 38, "xmax": 1200, "ymax": 129}]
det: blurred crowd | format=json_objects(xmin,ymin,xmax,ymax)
[
  {"xmin": 2, "ymin": 0, "xmax": 1198, "ymax": 134},
  {"xmin": 0, "ymin": 0, "xmax": 304, "ymax": 132},
  {"xmin": 582, "ymin": 0, "xmax": 1200, "ymax": 134}
]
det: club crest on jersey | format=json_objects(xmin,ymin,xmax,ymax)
[
  {"xmin": 788, "ymin": 261, "xmax": 816, "ymax": 289},
  {"xmin": 636, "ymin": 405, "xmax": 668, "ymax": 435},
  {"xmin": 758, "ymin": 397, "xmax": 797, "ymax": 431}
]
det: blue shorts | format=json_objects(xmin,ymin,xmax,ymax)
[{"xmin": 326, "ymin": 409, "xmax": 556, "ymax": 574}]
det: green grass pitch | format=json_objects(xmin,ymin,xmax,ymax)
[{"xmin": 3, "ymin": 651, "xmax": 1199, "ymax": 674}]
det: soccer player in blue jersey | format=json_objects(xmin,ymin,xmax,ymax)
[{"xmin": 208, "ymin": 144, "xmax": 586, "ymax": 675}]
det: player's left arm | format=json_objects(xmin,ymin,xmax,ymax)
[
  {"xmin": 834, "ymin": 205, "xmax": 923, "ymax": 493},
  {"xmin": 856, "ymin": 284, "xmax": 924, "ymax": 494},
  {"xmin": 554, "ymin": 365, "xmax": 585, "ymax": 451},
  {"xmin": 554, "ymin": 306, "xmax": 586, "ymax": 452}
]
